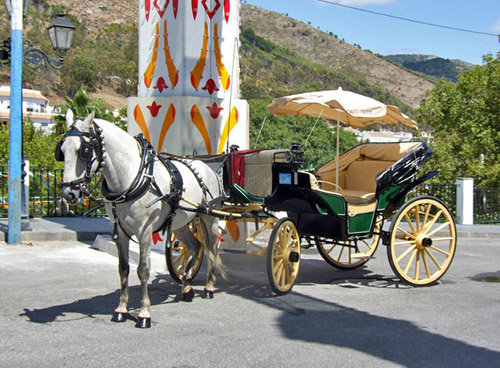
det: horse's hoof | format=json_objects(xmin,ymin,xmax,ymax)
[
  {"xmin": 202, "ymin": 289, "xmax": 214, "ymax": 299},
  {"xmin": 182, "ymin": 289, "xmax": 195, "ymax": 302},
  {"xmin": 111, "ymin": 312, "xmax": 127, "ymax": 323},
  {"xmin": 135, "ymin": 317, "xmax": 151, "ymax": 329}
]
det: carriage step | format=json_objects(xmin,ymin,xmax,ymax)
[{"xmin": 351, "ymin": 252, "xmax": 375, "ymax": 260}]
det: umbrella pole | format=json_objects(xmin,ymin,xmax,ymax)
[{"xmin": 336, "ymin": 112, "xmax": 340, "ymax": 189}]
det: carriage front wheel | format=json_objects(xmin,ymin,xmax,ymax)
[
  {"xmin": 267, "ymin": 218, "xmax": 301, "ymax": 295},
  {"xmin": 165, "ymin": 220, "xmax": 205, "ymax": 284},
  {"xmin": 387, "ymin": 196, "xmax": 456, "ymax": 286}
]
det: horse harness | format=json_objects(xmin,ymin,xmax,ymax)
[{"xmin": 56, "ymin": 121, "xmax": 217, "ymax": 241}]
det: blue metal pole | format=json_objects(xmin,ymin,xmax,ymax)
[{"xmin": 8, "ymin": 0, "xmax": 23, "ymax": 244}]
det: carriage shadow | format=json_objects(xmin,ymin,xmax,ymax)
[{"xmin": 209, "ymin": 255, "xmax": 500, "ymax": 367}]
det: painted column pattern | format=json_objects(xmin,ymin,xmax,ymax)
[{"xmin": 128, "ymin": 0, "xmax": 248, "ymax": 155}]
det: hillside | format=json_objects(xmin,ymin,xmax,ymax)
[
  {"xmin": 240, "ymin": 5, "xmax": 434, "ymax": 108},
  {"xmin": 0, "ymin": 1, "xmax": 434, "ymax": 111},
  {"xmin": 385, "ymin": 54, "xmax": 475, "ymax": 82}
]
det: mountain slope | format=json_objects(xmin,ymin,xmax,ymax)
[
  {"xmin": 1, "ymin": 1, "xmax": 434, "ymax": 110},
  {"xmin": 385, "ymin": 54, "xmax": 475, "ymax": 82},
  {"xmin": 240, "ymin": 5, "xmax": 434, "ymax": 108}
]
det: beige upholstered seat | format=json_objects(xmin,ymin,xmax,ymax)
[{"xmin": 314, "ymin": 142, "xmax": 420, "ymax": 203}]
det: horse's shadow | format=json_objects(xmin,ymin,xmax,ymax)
[{"xmin": 20, "ymin": 277, "xmax": 182, "ymax": 324}]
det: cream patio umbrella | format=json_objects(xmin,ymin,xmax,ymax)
[{"xmin": 267, "ymin": 87, "xmax": 418, "ymax": 186}]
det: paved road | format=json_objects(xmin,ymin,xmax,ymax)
[{"xmin": 0, "ymin": 237, "xmax": 499, "ymax": 367}]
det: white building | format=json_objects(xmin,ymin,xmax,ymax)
[
  {"xmin": 357, "ymin": 130, "xmax": 414, "ymax": 143},
  {"xmin": 0, "ymin": 85, "xmax": 60, "ymax": 133}
]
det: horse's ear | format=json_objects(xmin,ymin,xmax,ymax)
[
  {"xmin": 81, "ymin": 110, "xmax": 95, "ymax": 132},
  {"xmin": 65, "ymin": 109, "xmax": 74, "ymax": 129}
]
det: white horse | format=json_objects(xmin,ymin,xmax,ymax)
[{"xmin": 57, "ymin": 110, "xmax": 225, "ymax": 328}]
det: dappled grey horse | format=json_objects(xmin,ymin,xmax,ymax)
[{"xmin": 57, "ymin": 110, "xmax": 224, "ymax": 328}]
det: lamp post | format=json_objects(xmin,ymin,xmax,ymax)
[{"xmin": 3, "ymin": 0, "xmax": 75, "ymax": 244}]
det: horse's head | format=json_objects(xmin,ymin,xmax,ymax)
[{"xmin": 56, "ymin": 109, "xmax": 103, "ymax": 205}]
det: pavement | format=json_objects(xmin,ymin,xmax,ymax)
[
  {"xmin": 0, "ymin": 217, "xmax": 498, "ymax": 274},
  {"xmin": 0, "ymin": 216, "xmax": 499, "ymax": 244}
]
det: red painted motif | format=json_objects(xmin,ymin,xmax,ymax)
[
  {"xmin": 146, "ymin": 101, "xmax": 162, "ymax": 117},
  {"xmin": 173, "ymin": 0, "xmax": 178, "ymax": 18},
  {"xmin": 192, "ymin": 0, "xmax": 198, "ymax": 20},
  {"xmin": 145, "ymin": 0, "xmax": 151, "ymax": 21},
  {"xmin": 206, "ymin": 103, "xmax": 224, "ymax": 119},
  {"xmin": 152, "ymin": 232, "xmax": 163, "ymax": 245},
  {"xmin": 202, "ymin": 0, "xmax": 221, "ymax": 19},
  {"xmin": 153, "ymin": 77, "xmax": 169, "ymax": 93},
  {"xmin": 224, "ymin": 0, "xmax": 230, "ymax": 23},
  {"xmin": 202, "ymin": 78, "xmax": 220, "ymax": 95},
  {"xmin": 153, "ymin": 0, "xmax": 169, "ymax": 18}
]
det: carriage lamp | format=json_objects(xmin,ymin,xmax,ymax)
[{"xmin": 1, "ymin": 3, "xmax": 75, "ymax": 69}]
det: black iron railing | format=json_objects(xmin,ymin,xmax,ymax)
[
  {"xmin": 0, "ymin": 165, "xmax": 106, "ymax": 218},
  {"xmin": 474, "ymin": 188, "xmax": 500, "ymax": 224}
]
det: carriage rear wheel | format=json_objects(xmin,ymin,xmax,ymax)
[
  {"xmin": 316, "ymin": 218, "xmax": 381, "ymax": 269},
  {"xmin": 165, "ymin": 220, "xmax": 205, "ymax": 284},
  {"xmin": 387, "ymin": 196, "xmax": 456, "ymax": 286},
  {"xmin": 267, "ymin": 218, "xmax": 301, "ymax": 295}
]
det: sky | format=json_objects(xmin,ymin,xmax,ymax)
[{"xmin": 243, "ymin": 0, "xmax": 500, "ymax": 65}]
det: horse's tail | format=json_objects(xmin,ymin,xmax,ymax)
[
  {"xmin": 207, "ymin": 248, "xmax": 227, "ymax": 281},
  {"xmin": 200, "ymin": 218, "xmax": 227, "ymax": 281}
]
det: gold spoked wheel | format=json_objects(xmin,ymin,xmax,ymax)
[
  {"xmin": 165, "ymin": 220, "xmax": 205, "ymax": 284},
  {"xmin": 267, "ymin": 218, "xmax": 301, "ymax": 295},
  {"xmin": 316, "ymin": 218, "xmax": 381, "ymax": 269},
  {"xmin": 387, "ymin": 196, "xmax": 456, "ymax": 286}
]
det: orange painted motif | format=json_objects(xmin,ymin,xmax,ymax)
[
  {"xmin": 163, "ymin": 20, "xmax": 179, "ymax": 88},
  {"xmin": 190, "ymin": 104, "xmax": 212, "ymax": 154},
  {"xmin": 218, "ymin": 107, "xmax": 238, "ymax": 154},
  {"xmin": 157, "ymin": 103, "xmax": 176, "ymax": 152},
  {"xmin": 144, "ymin": 22, "xmax": 160, "ymax": 89},
  {"xmin": 190, "ymin": 22, "xmax": 209, "ymax": 89},
  {"xmin": 214, "ymin": 23, "xmax": 230, "ymax": 90},
  {"xmin": 133, "ymin": 105, "xmax": 152, "ymax": 143},
  {"xmin": 225, "ymin": 221, "xmax": 240, "ymax": 242}
]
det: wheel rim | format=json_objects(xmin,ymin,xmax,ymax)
[
  {"xmin": 167, "ymin": 221, "xmax": 204, "ymax": 283},
  {"xmin": 317, "ymin": 219, "xmax": 381, "ymax": 269},
  {"xmin": 268, "ymin": 219, "xmax": 301, "ymax": 294},
  {"xmin": 389, "ymin": 197, "xmax": 456, "ymax": 286}
]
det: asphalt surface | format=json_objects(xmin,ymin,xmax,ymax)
[{"xmin": 0, "ymin": 228, "xmax": 499, "ymax": 367}]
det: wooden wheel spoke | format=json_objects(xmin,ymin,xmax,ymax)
[
  {"xmin": 393, "ymin": 239, "xmax": 417, "ymax": 246},
  {"xmin": 404, "ymin": 248, "xmax": 418, "ymax": 274},
  {"xmin": 273, "ymin": 257, "xmax": 284, "ymax": 274},
  {"xmin": 422, "ymin": 210, "xmax": 443, "ymax": 233},
  {"xmin": 424, "ymin": 248, "xmax": 443, "ymax": 270},
  {"xmin": 430, "ymin": 245, "xmax": 451, "ymax": 256},
  {"xmin": 404, "ymin": 212, "xmax": 417, "ymax": 234},
  {"xmin": 422, "ymin": 251, "xmax": 431, "ymax": 278},
  {"xmin": 415, "ymin": 250, "xmax": 421, "ymax": 280},
  {"xmin": 426, "ymin": 221, "xmax": 450, "ymax": 238},
  {"xmin": 397, "ymin": 226, "xmax": 416, "ymax": 240},
  {"xmin": 396, "ymin": 244, "xmax": 416, "ymax": 263}
]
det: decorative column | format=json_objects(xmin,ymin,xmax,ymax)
[{"xmin": 127, "ymin": 0, "xmax": 248, "ymax": 155}]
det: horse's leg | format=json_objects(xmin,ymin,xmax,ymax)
[
  {"xmin": 174, "ymin": 224, "xmax": 201, "ymax": 302},
  {"xmin": 136, "ymin": 225, "xmax": 153, "ymax": 328},
  {"xmin": 201, "ymin": 215, "xmax": 226, "ymax": 299},
  {"xmin": 112, "ymin": 230, "xmax": 130, "ymax": 323}
]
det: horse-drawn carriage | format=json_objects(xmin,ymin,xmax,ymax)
[
  {"xmin": 56, "ymin": 105, "xmax": 456, "ymax": 327},
  {"xmin": 167, "ymin": 140, "xmax": 456, "ymax": 295}
]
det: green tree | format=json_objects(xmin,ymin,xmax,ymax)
[
  {"xmin": 60, "ymin": 53, "xmax": 100, "ymax": 96},
  {"xmin": 417, "ymin": 53, "xmax": 500, "ymax": 187},
  {"xmin": 53, "ymin": 86, "xmax": 116, "ymax": 135}
]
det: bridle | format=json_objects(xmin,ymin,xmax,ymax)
[{"xmin": 56, "ymin": 122, "xmax": 105, "ymax": 195}]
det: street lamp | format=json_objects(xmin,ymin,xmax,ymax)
[
  {"xmin": 4, "ymin": 0, "xmax": 75, "ymax": 244},
  {"xmin": 0, "ymin": 12, "xmax": 75, "ymax": 69}
]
